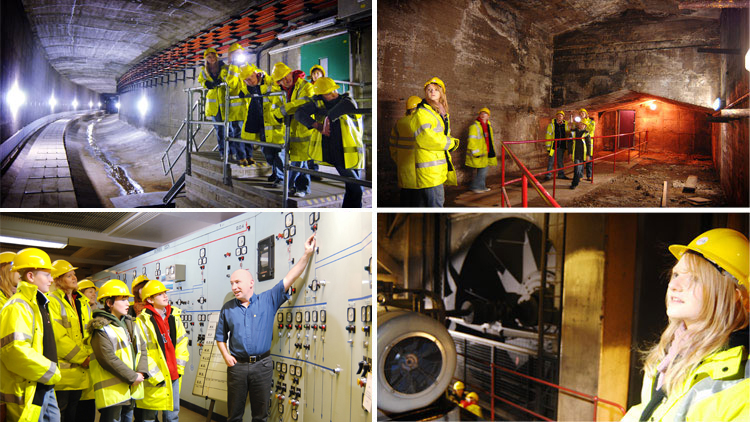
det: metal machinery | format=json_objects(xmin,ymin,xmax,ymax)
[
  {"xmin": 377, "ymin": 214, "xmax": 563, "ymax": 421},
  {"xmin": 91, "ymin": 212, "xmax": 372, "ymax": 422}
]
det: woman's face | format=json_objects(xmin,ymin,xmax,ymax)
[
  {"xmin": 82, "ymin": 287, "xmax": 97, "ymax": 306},
  {"xmin": 479, "ymin": 112, "xmax": 489, "ymax": 123},
  {"xmin": 425, "ymin": 84, "xmax": 442, "ymax": 103},
  {"xmin": 109, "ymin": 296, "xmax": 130, "ymax": 318},
  {"xmin": 206, "ymin": 53, "xmax": 218, "ymax": 65},
  {"xmin": 311, "ymin": 69, "xmax": 323, "ymax": 82},
  {"xmin": 59, "ymin": 271, "xmax": 78, "ymax": 292},
  {"xmin": 666, "ymin": 256, "xmax": 704, "ymax": 327}
]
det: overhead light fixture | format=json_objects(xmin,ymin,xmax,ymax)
[
  {"xmin": 277, "ymin": 17, "xmax": 337, "ymax": 41},
  {"xmin": 0, "ymin": 234, "xmax": 68, "ymax": 249},
  {"xmin": 649, "ymin": 102, "xmax": 657, "ymax": 110}
]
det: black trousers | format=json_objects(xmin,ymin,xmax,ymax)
[
  {"xmin": 227, "ymin": 355, "xmax": 274, "ymax": 422},
  {"xmin": 56, "ymin": 389, "xmax": 82, "ymax": 422}
]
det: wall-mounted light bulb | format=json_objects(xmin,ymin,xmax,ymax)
[
  {"xmin": 116, "ymin": 101, "xmax": 121, "ymax": 110},
  {"xmin": 712, "ymin": 98, "xmax": 722, "ymax": 111},
  {"xmin": 72, "ymin": 99, "xmax": 79, "ymax": 110},
  {"xmin": 48, "ymin": 95, "xmax": 57, "ymax": 111},
  {"xmin": 138, "ymin": 96, "xmax": 149, "ymax": 117},
  {"xmin": 6, "ymin": 81, "xmax": 26, "ymax": 117},
  {"xmin": 649, "ymin": 102, "xmax": 657, "ymax": 111}
]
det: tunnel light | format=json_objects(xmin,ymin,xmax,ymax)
[
  {"xmin": 72, "ymin": 99, "xmax": 79, "ymax": 110},
  {"xmin": 649, "ymin": 103, "xmax": 657, "ymax": 110},
  {"xmin": 746, "ymin": 48, "xmax": 749, "ymax": 72},
  {"xmin": 97, "ymin": 101, "xmax": 102, "ymax": 108},
  {"xmin": 713, "ymin": 98, "xmax": 722, "ymax": 111},
  {"xmin": 138, "ymin": 96, "xmax": 149, "ymax": 117},
  {"xmin": 88, "ymin": 100, "xmax": 93, "ymax": 109},
  {"xmin": 116, "ymin": 101, "xmax": 121, "ymax": 110},
  {"xmin": 0, "ymin": 234, "xmax": 68, "ymax": 249},
  {"xmin": 277, "ymin": 17, "xmax": 337, "ymax": 40},
  {"xmin": 6, "ymin": 81, "xmax": 26, "ymax": 117},
  {"xmin": 48, "ymin": 95, "xmax": 57, "ymax": 111}
]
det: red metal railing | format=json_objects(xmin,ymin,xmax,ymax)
[
  {"xmin": 500, "ymin": 131, "xmax": 649, "ymax": 207},
  {"xmin": 455, "ymin": 350, "xmax": 626, "ymax": 421}
]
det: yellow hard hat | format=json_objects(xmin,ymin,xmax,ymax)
[
  {"xmin": 141, "ymin": 279, "xmax": 170, "ymax": 300},
  {"xmin": 203, "ymin": 47, "xmax": 218, "ymax": 58},
  {"xmin": 479, "ymin": 107, "xmax": 490, "ymax": 116},
  {"xmin": 406, "ymin": 96, "xmax": 422, "ymax": 111},
  {"xmin": 0, "ymin": 251, "xmax": 16, "ymax": 265},
  {"xmin": 228, "ymin": 43, "xmax": 244, "ymax": 54},
  {"xmin": 97, "ymin": 279, "xmax": 133, "ymax": 302},
  {"xmin": 579, "ymin": 108, "xmax": 588, "ymax": 115},
  {"xmin": 669, "ymin": 228, "xmax": 749, "ymax": 288},
  {"xmin": 424, "ymin": 77, "xmax": 446, "ymax": 92},
  {"xmin": 271, "ymin": 62, "xmax": 292, "ymax": 82},
  {"xmin": 11, "ymin": 248, "xmax": 53, "ymax": 272},
  {"xmin": 239, "ymin": 64, "xmax": 261, "ymax": 81},
  {"xmin": 51, "ymin": 259, "xmax": 78, "ymax": 279},
  {"xmin": 309, "ymin": 65, "xmax": 326, "ymax": 78},
  {"xmin": 453, "ymin": 381, "xmax": 465, "ymax": 391},
  {"xmin": 132, "ymin": 275, "xmax": 150, "ymax": 290},
  {"xmin": 466, "ymin": 392, "xmax": 478, "ymax": 402},
  {"xmin": 77, "ymin": 279, "xmax": 98, "ymax": 292},
  {"xmin": 313, "ymin": 77, "xmax": 339, "ymax": 96},
  {"xmin": 556, "ymin": 110, "xmax": 565, "ymax": 117}
]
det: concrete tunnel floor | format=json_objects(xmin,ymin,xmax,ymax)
[{"xmin": 446, "ymin": 152, "xmax": 727, "ymax": 208}]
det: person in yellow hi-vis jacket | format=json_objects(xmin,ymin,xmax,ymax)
[
  {"xmin": 271, "ymin": 62, "xmax": 315, "ymax": 197},
  {"xmin": 622, "ymin": 228, "xmax": 749, "ymax": 422},
  {"xmin": 0, "ymin": 248, "xmax": 62, "ymax": 422},
  {"xmin": 197, "ymin": 47, "xmax": 230, "ymax": 160},
  {"xmin": 0, "ymin": 251, "xmax": 19, "ymax": 308},
  {"xmin": 410, "ymin": 77, "xmax": 459, "ymax": 207},
  {"xmin": 544, "ymin": 111, "xmax": 570, "ymax": 180},
  {"xmin": 224, "ymin": 43, "xmax": 253, "ymax": 166},
  {"xmin": 239, "ymin": 65, "xmax": 286, "ymax": 185},
  {"xmin": 295, "ymin": 77, "xmax": 365, "ymax": 207},
  {"xmin": 135, "ymin": 280, "xmax": 188, "ymax": 422},
  {"xmin": 465, "ymin": 107, "xmax": 497, "ymax": 193},
  {"xmin": 48, "ymin": 260, "xmax": 92, "ymax": 422},
  {"xmin": 87, "ymin": 280, "xmax": 147, "ymax": 422},
  {"xmin": 389, "ymin": 96, "xmax": 421, "ymax": 206},
  {"xmin": 579, "ymin": 108, "xmax": 596, "ymax": 180}
]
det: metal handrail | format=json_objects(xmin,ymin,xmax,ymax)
[
  {"xmin": 161, "ymin": 100, "xmax": 200, "ymax": 183},
  {"xmin": 499, "ymin": 141, "xmax": 561, "ymax": 207}
]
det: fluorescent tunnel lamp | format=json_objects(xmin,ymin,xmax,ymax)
[
  {"xmin": 0, "ymin": 234, "xmax": 68, "ymax": 249},
  {"xmin": 277, "ymin": 17, "xmax": 336, "ymax": 40}
]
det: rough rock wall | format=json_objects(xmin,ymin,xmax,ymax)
[
  {"xmin": 377, "ymin": 0, "xmax": 552, "ymax": 205},
  {"xmin": 714, "ymin": 8, "xmax": 748, "ymax": 207},
  {"xmin": 552, "ymin": 10, "xmax": 721, "ymax": 109}
]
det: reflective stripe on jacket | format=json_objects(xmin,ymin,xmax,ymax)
[
  {"xmin": 48, "ymin": 289, "xmax": 92, "ymax": 391},
  {"xmin": 545, "ymin": 121, "xmax": 570, "ymax": 156},
  {"xmin": 390, "ymin": 114, "xmax": 417, "ymax": 189},
  {"xmin": 622, "ymin": 339, "xmax": 749, "ymax": 422},
  {"xmin": 465, "ymin": 121, "xmax": 497, "ymax": 168},
  {"xmin": 135, "ymin": 307, "xmax": 188, "ymax": 411},
  {"xmin": 224, "ymin": 64, "xmax": 250, "ymax": 122},
  {"xmin": 241, "ymin": 75, "xmax": 285, "ymax": 145},
  {"xmin": 0, "ymin": 281, "xmax": 62, "ymax": 422},
  {"xmin": 198, "ymin": 64, "xmax": 228, "ymax": 118},
  {"xmin": 410, "ymin": 102, "xmax": 458, "ymax": 188},
  {"xmin": 582, "ymin": 117, "xmax": 595, "ymax": 156},
  {"xmin": 273, "ymin": 78, "xmax": 314, "ymax": 161},
  {"xmin": 89, "ymin": 323, "xmax": 142, "ymax": 409}
]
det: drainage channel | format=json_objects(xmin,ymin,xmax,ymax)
[{"xmin": 86, "ymin": 119, "xmax": 144, "ymax": 196}]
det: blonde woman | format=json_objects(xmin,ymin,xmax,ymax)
[
  {"xmin": 410, "ymin": 77, "xmax": 459, "ymax": 207},
  {"xmin": 0, "ymin": 251, "xmax": 19, "ymax": 307},
  {"xmin": 623, "ymin": 228, "xmax": 749, "ymax": 421}
]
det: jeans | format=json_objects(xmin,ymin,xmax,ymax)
[
  {"xmin": 262, "ymin": 147, "xmax": 284, "ymax": 181},
  {"xmin": 469, "ymin": 167, "xmax": 488, "ymax": 191},
  {"xmin": 39, "ymin": 387, "xmax": 61, "ymax": 422},
  {"xmin": 226, "ymin": 356, "xmax": 274, "ymax": 422},
  {"xmin": 290, "ymin": 161, "xmax": 310, "ymax": 194},
  {"xmin": 56, "ymin": 389, "xmax": 82, "ymax": 422},
  {"xmin": 228, "ymin": 121, "xmax": 246, "ymax": 160},
  {"xmin": 212, "ymin": 112, "xmax": 226, "ymax": 155},
  {"xmin": 416, "ymin": 185, "xmax": 444, "ymax": 207},
  {"xmin": 334, "ymin": 166, "xmax": 363, "ymax": 208},
  {"xmin": 546, "ymin": 150, "xmax": 566, "ymax": 178},
  {"xmin": 572, "ymin": 158, "xmax": 584, "ymax": 187},
  {"xmin": 98, "ymin": 401, "xmax": 133, "ymax": 422},
  {"xmin": 142, "ymin": 379, "xmax": 179, "ymax": 422},
  {"xmin": 585, "ymin": 154, "xmax": 593, "ymax": 178}
]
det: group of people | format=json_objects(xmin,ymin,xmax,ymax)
[
  {"xmin": 544, "ymin": 109, "xmax": 595, "ymax": 189},
  {"xmin": 198, "ymin": 44, "xmax": 365, "ymax": 207},
  {"xmin": 0, "ymin": 233, "xmax": 318, "ymax": 422}
]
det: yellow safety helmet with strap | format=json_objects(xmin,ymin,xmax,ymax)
[
  {"xmin": 51, "ymin": 259, "xmax": 77, "ymax": 279},
  {"xmin": 309, "ymin": 65, "xmax": 326, "ymax": 78},
  {"xmin": 0, "ymin": 251, "xmax": 15, "ymax": 265},
  {"xmin": 271, "ymin": 62, "xmax": 292, "ymax": 83},
  {"xmin": 407, "ymin": 96, "xmax": 422, "ymax": 111},
  {"xmin": 203, "ymin": 47, "xmax": 218, "ymax": 58},
  {"xmin": 479, "ymin": 107, "xmax": 490, "ymax": 116},
  {"xmin": 313, "ymin": 77, "xmax": 339, "ymax": 96},
  {"xmin": 132, "ymin": 275, "xmax": 150, "ymax": 290},
  {"xmin": 466, "ymin": 392, "xmax": 479, "ymax": 402},
  {"xmin": 78, "ymin": 279, "xmax": 97, "ymax": 292},
  {"xmin": 97, "ymin": 279, "xmax": 133, "ymax": 301},
  {"xmin": 11, "ymin": 248, "xmax": 53, "ymax": 271},
  {"xmin": 579, "ymin": 108, "xmax": 588, "ymax": 116},
  {"xmin": 669, "ymin": 228, "xmax": 749, "ymax": 288},
  {"xmin": 453, "ymin": 381, "xmax": 465, "ymax": 392},
  {"xmin": 556, "ymin": 110, "xmax": 565, "ymax": 117},
  {"xmin": 424, "ymin": 76, "xmax": 446, "ymax": 92},
  {"xmin": 228, "ymin": 43, "xmax": 244, "ymax": 54},
  {"xmin": 140, "ymin": 279, "xmax": 170, "ymax": 300}
]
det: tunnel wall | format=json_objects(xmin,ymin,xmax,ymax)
[
  {"xmin": 377, "ymin": 0, "xmax": 553, "ymax": 205},
  {"xmin": 0, "ymin": 0, "xmax": 99, "ymax": 144},
  {"xmin": 118, "ymin": 25, "xmax": 372, "ymax": 178},
  {"xmin": 551, "ymin": 12, "xmax": 721, "ymax": 109},
  {"xmin": 713, "ymin": 8, "xmax": 749, "ymax": 207}
]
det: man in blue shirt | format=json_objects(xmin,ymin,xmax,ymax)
[{"xmin": 215, "ymin": 233, "xmax": 316, "ymax": 422}]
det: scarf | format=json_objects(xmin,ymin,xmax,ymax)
[
  {"xmin": 656, "ymin": 322, "xmax": 690, "ymax": 391},
  {"xmin": 144, "ymin": 303, "xmax": 179, "ymax": 381}
]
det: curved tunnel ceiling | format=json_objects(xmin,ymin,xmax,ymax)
[{"xmin": 21, "ymin": 0, "xmax": 251, "ymax": 93}]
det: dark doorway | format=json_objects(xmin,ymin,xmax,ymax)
[{"xmin": 618, "ymin": 110, "xmax": 635, "ymax": 148}]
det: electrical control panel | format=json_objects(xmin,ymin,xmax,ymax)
[{"xmin": 90, "ymin": 212, "xmax": 373, "ymax": 422}]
